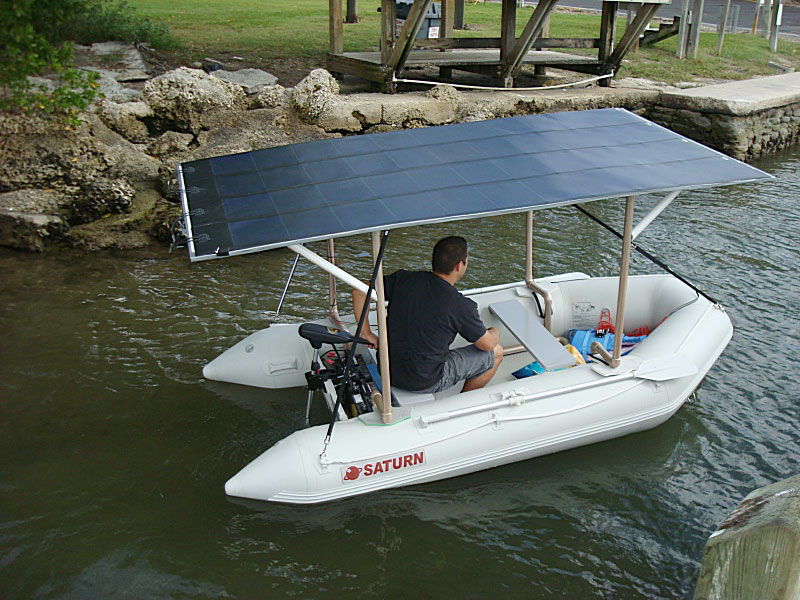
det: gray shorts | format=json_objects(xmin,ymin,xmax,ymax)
[{"xmin": 420, "ymin": 345, "xmax": 495, "ymax": 394}]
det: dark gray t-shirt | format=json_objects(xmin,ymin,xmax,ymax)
[{"xmin": 384, "ymin": 270, "xmax": 486, "ymax": 391}]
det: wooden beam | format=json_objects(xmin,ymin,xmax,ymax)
[
  {"xmin": 330, "ymin": 0, "xmax": 344, "ymax": 55},
  {"xmin": 604, "ymin": 3, "xmax": 659, "ymax": 74},
  {"xmin": 501, "ymin": 0, "xmax": 560, "ymax": 80},
  {"xmin": 387, "ymin": 0, "xmax": 434, "ymax": 73},
  {"xmin": 346, "ymin": 0, "xmax": 358, "ymax": 23}
]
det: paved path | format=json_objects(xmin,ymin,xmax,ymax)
[
  {"xmin": 555, "ymin": 0, "xmax": 800, "ymax": 38},
  {"xmin": 659, "ymin": 71, "xmax": 800, "ymax": 113}
]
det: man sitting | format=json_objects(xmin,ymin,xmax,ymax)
[{"xmin": 352, "ymin": 236, "xmax": 503, "ymax": 394}]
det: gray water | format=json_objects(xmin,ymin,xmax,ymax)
[{"xmin": 1, "ymin": 147, "xmax": 798, "ymax": 599}]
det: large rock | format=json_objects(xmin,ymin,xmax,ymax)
[
  {"xmin": 213, "ymin": 68, "xmax": 278, "ymax": 95},
  {"xmin": 291, "ymin": 69, "xmax": 340, "ymax": 121},
  {"xmin": 144, "ymin": 67, "xmax": 247, "ymax": 133},
  {"xmin": 0, "ymin": 190, "xmax": 69, "ymax": 251},
  {"xmin": 98, "ymin": 100, "xmax": 153, "ymax": 142},
  {"xmin": 83, "ymin": 68, "xmax": 142, "ymax": 103}
]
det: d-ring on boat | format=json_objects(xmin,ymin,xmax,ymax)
[{"xmin": 176, "ymin": 108, "xmax": 770, "ymax": 504}]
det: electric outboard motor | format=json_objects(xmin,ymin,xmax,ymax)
[{"xmin": 299, "ymin": 323, "xmax": 376, "ymax": 419}]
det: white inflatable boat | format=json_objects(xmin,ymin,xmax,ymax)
[{"xmin": 176, "ymin": 108, "xmax": 770, "ymax": 504}]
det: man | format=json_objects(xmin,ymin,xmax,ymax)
[{"xmin": 352, "ymin": 236, "xmax": 503, "ymax": 394}]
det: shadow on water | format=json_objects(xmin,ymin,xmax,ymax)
[{"xmin": 0, "ymin": 147, "xmax": 798, "ymax": 599}]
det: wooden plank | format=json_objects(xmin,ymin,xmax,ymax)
[
  {"xmin": 605, "ymin": 3, "xmax": 659, "ymax": 72},
  {"xmin": 387, "ymin": 0, "xmax": 434, "ymax": 72},
  {"xmin": 501, "ymin": 0, "xmax": 560, "ymax": 80},
  {"xmin": 501, "ymin": 0, "xmax": 517, "ymax": 61},
  {"xmin": 326, "ymin": 53, "xmax": 391, "ymax": 83},
  {"xmin": 343, "ymin": 49, "xmax": 599, "ymax": 67},
  {"xmin": 414, "ymin": 37, "xmax": 599, "ymax": 50},
  {"xmin": 330, "ymin": 0, "xmax": 344, "ymax": 55}
]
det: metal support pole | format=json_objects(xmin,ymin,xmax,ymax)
[
  {"xmin": 611, "ymin": 196, "xmax": 636, "ymax": 367},
  {"xmin": 371, "ymin": 231, "xmax": 392, "ymax": 424}
]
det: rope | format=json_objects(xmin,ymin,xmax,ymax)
[{"xmin": 391, "ymin": 72, "xmax": 614, "ymax": 92}]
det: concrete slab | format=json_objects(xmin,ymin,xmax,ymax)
[{"xmin": 660, "ymin": 72, "xmax": 800, "ymax": 115}]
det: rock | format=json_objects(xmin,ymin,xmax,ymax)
[
  {"xmin": 85, "ymin": 115, "xmax": 161, "ymax": 188},
  {"xmin": 0, "ymin": 189, "xmax": 71, "ymax": 251},
  {"xmin": 143, "ymin": 67, "xmax": 247, "ymax": 133},
  {"xmin": 0, "ymin": 210, "xmax": 68, "ymax": 252},
  {"xmin": 87, "ymin": 42, "xmax": 149, "ymax": 74},
  {"xmin": 213, "ymin": 68, "xmax": 278, "ymax": 95},
  {"xmin": 425, "ymin": 84, "xmax": 461, "ymax": 103},
  {"xmin": 83, "ymin": 68, "xmax": 142, "ymax": 103},
  {"xmin": 73, "ymin": 178, "xmax": 136, "ymax": 223},
  {"xmin": 291, "ymin": 69, "xmax": 340, "ymax": 121},
  {"xmin": 99, "ymin": 100, "xmax": 153, "ymax": 142},
  {"xmin": 255, "ymin": 84, "xmax": 289, "ymax": 109},
  {"xmin": 26, "ymin": 76, "xmax": 56, "ymax": 93},
  {"xmin": 149, "ymin": 131, "xmax": 195, "ymax": 158}
]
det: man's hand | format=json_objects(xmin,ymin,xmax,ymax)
[{"xmin": 359, "ymin": 330, "xmax": 379, "ymax": 348}]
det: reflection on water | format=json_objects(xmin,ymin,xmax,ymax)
[{"xmin": 1, "ymin": 147, "xmax": 798, "ymax": 599}]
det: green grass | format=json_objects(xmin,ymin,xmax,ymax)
[{"xmin": 127, "ymin": 0, "xmax": 800, "ymax": 83}]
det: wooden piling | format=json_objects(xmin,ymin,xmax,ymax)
[{"xmin": 694, "ymin": 473, "xmax": 800, "ymax": 600}]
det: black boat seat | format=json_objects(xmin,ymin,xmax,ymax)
[{"xmin": 489, "ymin": 299, "xmax": 575, "ymax": 371}]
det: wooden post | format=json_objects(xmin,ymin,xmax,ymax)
[
  {"xmin": 501, "ymin": 0, "xmax": 559, "ymax": 82},
  {"xmin": 501, "ymin": 0, "xmax": 517, "ymax": 62},
  {"xmin": 454, "ymin": 0, "xmax": 465, "ymax": 29},
  {"xmin": 330, "ymin": 0, "xmax": 344, "ymax": 54},
  {"xmin": 769, "ymin": 0, "xmax": 781, "ymax": 51},
  {"xmin": 441, "ymin": 0, "xmax": 454, "ymax": 39},
  {"xmin": 381, "ymin": 0, "xmax": 394, "ymax": 63},
  {"xmin": 676, "ymin": 0, "xmax": 690, "ymax": 58},
  {"xmin": 346, "ymin": 0, "xmax": 358, "ymax": 23},
  {"xmin": 751, "ymin": 0, "xmax": 761, "ymax": 35},
  {"xmin": 716, "ymin": 0, "xmax": 731, "ymax": 54},
  {"xmin": 687, "ymin": 0, "xmax": 704, "ymax": 59},
  {"xmin": 599, "ymin": 1, "xmax": 618, "ymax": 83},
  {"xmin": 763, "ymin": 0, "xmax": 772, "ymax": 37},
  {"xmin": 606, "ymin": 4, "xmax": 659, "ymax": 73},
  {"xmin": 611, "ymin": 195, "xmax": 635, "ymax": 368},
  {"xmin": 371, "ymin": 232, "xmax": 392, "ymax": 425},
  {"xmin": 694, "ymin": 473, "xmax": 800, "ymax": 600}
]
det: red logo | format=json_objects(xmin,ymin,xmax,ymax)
[
  {"xmin": 341, "ymin": 451, "xmax": 425, "ymax": 483},
  {"xmin": 343, "ymin": 466, "xmax": 362, "ymax": 481}
]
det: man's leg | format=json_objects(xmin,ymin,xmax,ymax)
[{"xmin": 462, "ymin": 344, "xmax": 503, "ymax": 392}]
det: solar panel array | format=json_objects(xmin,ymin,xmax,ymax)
[{"xmin": 179, "ymin": 108, "xmax": 770, "ymax": 261}]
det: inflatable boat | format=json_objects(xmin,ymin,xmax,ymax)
[{"xmin": 176, "ymin": 108, "xmax": 770, "ymax": 504}]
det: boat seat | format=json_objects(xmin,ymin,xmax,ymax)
[
  {"xmin": 489, "ymin": 299, "xmax": 576, "ymax": 371},
  {"xmin": 366, "ymin": 364, "xmax": 435, "ymax": 406}
]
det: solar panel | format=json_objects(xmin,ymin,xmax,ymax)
[{"xmin": 178, "ymin": 108, "xmax": 771, "ymax": 261}]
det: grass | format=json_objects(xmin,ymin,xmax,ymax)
[{"xmin": 127, "ymin": 0, "xmax": 800, "ymax": 84}]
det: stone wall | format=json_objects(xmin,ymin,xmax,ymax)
[{"xmin": 646, "ymin": 102, "xmax": 800, "ymax": 162}]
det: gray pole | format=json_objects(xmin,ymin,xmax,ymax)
[
  {"xmin": 716, "ymin": 0, "xmax": 731, "ymax": 54},
  {"xmin": 731, "ymin": 4, "xmax": 740, "ymax": 31}
]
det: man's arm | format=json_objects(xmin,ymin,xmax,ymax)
[
  {"xmin": 351, "ymin": 288, "xmax": 379, "ymax": 348},
  {"xmin": 473, "ymin": 326, "xmax": 500, "ymax": 351}
]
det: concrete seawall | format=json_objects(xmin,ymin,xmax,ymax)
[{"xmin": 319, "ymin": 72, "xmax": 800, "ymax": 161}]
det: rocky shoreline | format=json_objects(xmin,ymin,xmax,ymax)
[{"xmin": 1, "ymin": 42, "xmax": 798, "ymax": 254}]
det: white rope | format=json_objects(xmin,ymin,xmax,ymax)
[{"xmin": 391, "ymin": 72, "xmax": 614, "ymax": 92}]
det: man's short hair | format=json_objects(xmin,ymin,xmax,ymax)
[{"xmin": 432, "ymin": 236, "xmax": 468, "ymax": 274}]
